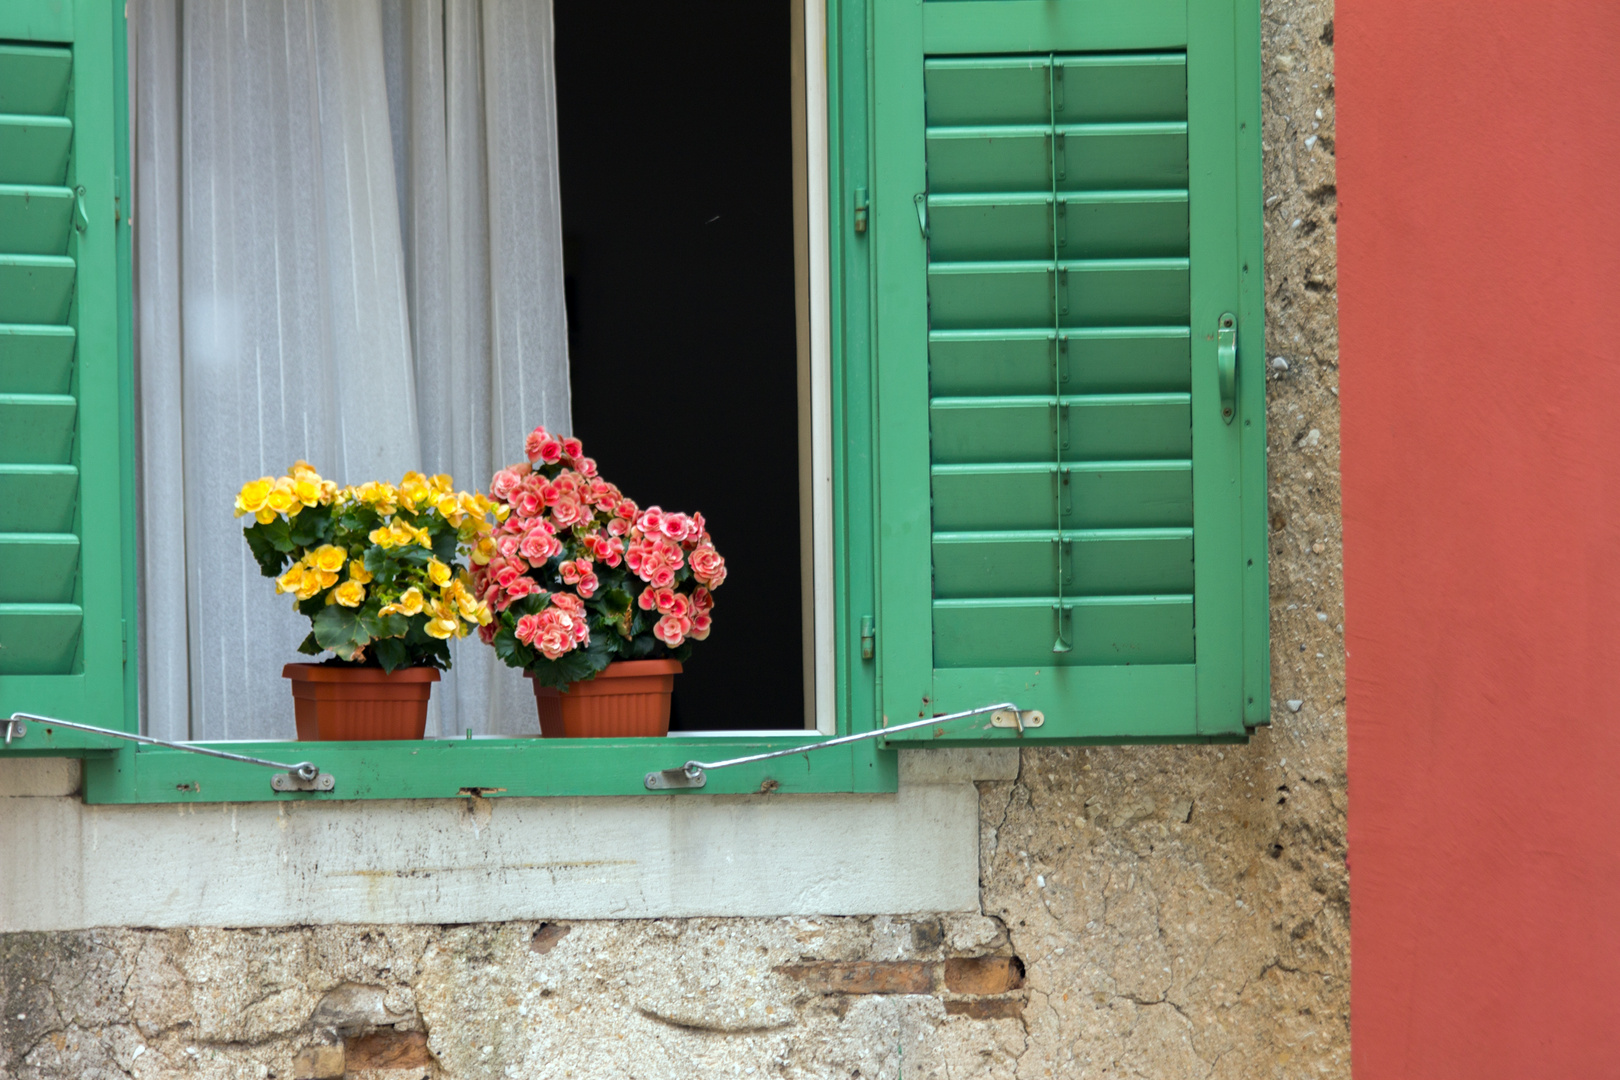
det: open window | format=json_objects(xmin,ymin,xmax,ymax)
[
  {"xmin": 555, "ymin": 0, "xmax": 834, "ymax": 733},
  {"xmin": 0, "ymin": 0, "xmax": 1268, "ymax": 804}
]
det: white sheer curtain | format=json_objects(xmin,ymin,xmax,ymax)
[{"xmin": 132, "ymin": 0, "xmax": 571, "ymax": 742}]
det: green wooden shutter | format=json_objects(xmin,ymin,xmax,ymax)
[
  {"xmin": 0, "ymin": 1, "xmax": 136, "ymax": 736},
  {"xmin": 873, "ymin": 0, "xmax": 1266, "ymax": 744}
]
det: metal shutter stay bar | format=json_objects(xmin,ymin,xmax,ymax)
[
  {"xmin": 644, "ymin": 702, "xmax": 1043, "ymax": 789},
  {"xmin": 3, "ymin": 713, "xmax": 331, "ymax": 791}
]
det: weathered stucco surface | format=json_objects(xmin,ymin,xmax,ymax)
[{"xmin": 0, "ymin": 0, "xmax": 1342, "ymax": 1074}]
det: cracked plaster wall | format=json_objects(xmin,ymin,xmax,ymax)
[{"xmin": 0, "ymin": 0, "xmax": 1343, "ymax": 1074}]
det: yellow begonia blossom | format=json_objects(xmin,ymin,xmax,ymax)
[
  {"xmin": 333, "ymin": 580, "xmax": 365, "ymax": 608},
  {"xmin": 266, "ymin": 480, "xmax": 297, "ymax": 515},
  {"xmin": 348, "ymin": 561, "xmax": 373, "ymax": 585},
  {"xmin": 387, "ymin": 519, "xmax": 428, "ymax": 548},
  {"xmin": 427, "ymin": 558, "xmax": 451, "ymax": 587},
  {"xmin": 424, "ymin": 616, "xmax": 459, "ymax": 640},
  {"xmin": 399, "ymin": 472, "xmax": 431, "ymax": 508},
  {"xmin": 312, "ymin": 545, "xmax": 347, "ymax": 574},
  {"xmin": 380, "ymin": 587, "xmax": 424, "ymax": 618},
  {"xmin": 471, "ymin": 536, "xmax": 495, "ymax": 565},
  {"xmin": 292, "ymin": 477, "xmax": 322, "ymax": 507},
  {"xmin": 435, "ymin": 492, "xmax": 464, "ymax": 525},
  {"xmin": 447, "ymin": 581, "xmax": 487, "ymax": 624},
  {"xmin": 275, "ymin": 563, "xmax": 305, "ymax": 595},
  {"xmin": 295, "ymin": 572, "xmax": 324, "ymax": 601},
  {"xmin": 256, "ymin": 507, "xmax": 278, "ymax": 525},
  {"xmin": 235, "ymin": 477, "xmax": 274, "ymax": 517}
]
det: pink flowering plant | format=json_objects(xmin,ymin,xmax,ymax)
[{"xmin": 476, "ymin": 425, "xmax": 727, "ymax": 688}]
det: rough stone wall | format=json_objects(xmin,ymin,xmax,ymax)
[{"xmin": 0, "ymin": 0, "xmax": 1342, "ymax": 1074}]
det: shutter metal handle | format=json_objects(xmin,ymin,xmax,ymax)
[
  {"xmin": 73, "ymin": 185, "xmax": 89, "ymax": 234},
  {"xmin": 1217, "ymin": 313, "xmax": 1237, "ymax": 424},
  {"xmin": 913, "ymin": 192, "xmax": 929, "ymax": 238}
]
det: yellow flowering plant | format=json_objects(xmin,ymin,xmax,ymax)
[{"xmin": 235, "ymin": 462, "xmax": 500, "ymax": 672}]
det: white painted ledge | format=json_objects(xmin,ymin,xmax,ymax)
[{"xmin": 0, "ymin": 750, "xmax": 1007, "ymax": 931}]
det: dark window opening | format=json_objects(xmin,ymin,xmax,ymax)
[{"xmin": 556, "ymin": 0, "xmax": 805, "ymax": 731}]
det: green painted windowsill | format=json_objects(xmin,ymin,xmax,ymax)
[{"xmin": 13, "ymin": 732, "xmax": 894, "ymax": 804}]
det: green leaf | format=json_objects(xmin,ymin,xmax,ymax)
[
  {"xmin": 591, "ymin": 587, "xmax": 633, "ymax": 618},
  {"xmin": 492, "ymin": 625, "xmax": 532, "ymax": 668},
  {"xmin": 394, "ymin": 544, "xmax": 434, "ymax": 565},
  {"xmin": 296, "ymin": 632, "xmax": 323, "ymax": 656},
  {"xmin": 313, "ymin": 604, "xmax": 371, "ymax": 662},
  {"xmin": 373, "ymin": 637, "xmax": 408, "ymax": 674},
  {"xmin": 243, "ymin": 526, "xmax": 289, "ymax": 577},
  {"xmin": 431, "ymin": 527, "xmax": 458, "ymax": 563},
  {"xmin": 287, "ymin": 506, "xmax": 329, "ymax": 549},
  {"xmin": 259, "ymin": 516, "xmax": 295, "ymax": 554}
]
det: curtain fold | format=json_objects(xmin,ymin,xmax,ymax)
[{"xmin": 133, "ymin": 0, "xmax": 572, "ymax": 740}]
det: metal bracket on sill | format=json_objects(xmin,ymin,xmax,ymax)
[
  {"xmin": 991, "ymin": 708, "xmax": 1044, "ymax": 730},
  {"xmin": 4, "ymin": 712, "xmax": 329, "ymax": 793},
  {"xmin": 271, "ymin": 771, "xmax": 336, "ymax": 792},
  {"xmin": 645, "ymin": 701, "xmax": 1028, "ymax": 791}
]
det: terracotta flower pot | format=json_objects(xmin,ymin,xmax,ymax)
[
  {"xmin": 284, "ymin": 663, "xmax": 440, "ymax": 741},
  {"xmin": 527, "ymin": 659, "xmax": 682, "ymax": 738}
]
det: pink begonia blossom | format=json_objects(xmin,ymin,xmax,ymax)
[
  {"xmin": 689, "ymin": 613, "xmax": 712, "ymax": 640},
  {"xmin": 491, "ymin": 467, "xmax": 524, "ymax": 501},
  {"xmin": 552, "ymin": 498, "xmax": 586, "ymax": 528},
  {"xmin": 562, "ymin": 437, "xmax": 584, "ymax": 459},
  {"xmin": 520, "ymin": 527, "xmax": 559, "ymax": 563},
  {"xmin": 653, "ymin": 614, "xmax": 688, "ymax": 647},
  {"xmin": 515, "ymin": 613, "xmax": 544, "ymax": 645},
  {"xmin": 500, "ymin": 577, "xmax": 541, "ymax": 611},
  {"xmin": 690, "ymin": 544, "xmax": 726, "ymax": 588},
  {"xmin": 513, "ymin": 489, "xmax": 542, "ymax": 518}
]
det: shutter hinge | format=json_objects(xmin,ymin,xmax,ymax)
[
  {"xmin": 853, "ymin": 187, "xmax": 869, "ymax": 234},
  {"xmin": 121, "ymin": 619, "xmax": 128, "ymax": 663},
  {"xmin": 860, "ymin": 615, "xmax": 876, "ymax": 660}
]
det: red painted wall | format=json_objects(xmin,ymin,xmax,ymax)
[{"xmin": 1339, "ymin": 1, "xmax": 1620, "ymax": 1074}]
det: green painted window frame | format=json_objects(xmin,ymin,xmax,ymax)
[
  {"xmin": 5, "ymin": 0, "xmax": 898, "ymax": 804},
  {"xmin": 1, "ymin": 0, "xmax": 1265, "ymax": 804}
]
